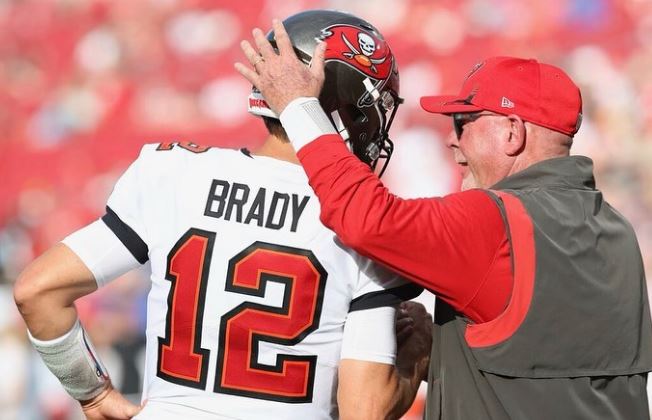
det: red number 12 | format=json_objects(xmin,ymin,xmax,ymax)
[{"xmin": 156, "ymin": 229, "xmax": 327, "ymax": 403}]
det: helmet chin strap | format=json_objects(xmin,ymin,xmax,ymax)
[{"xmin": 330, "ymin": 110, "xmax": 350, "ymax": 140}]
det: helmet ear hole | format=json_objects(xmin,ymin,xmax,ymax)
[
  {"xmin": 340, "ymin": 104, "xmax": 367, "ymax": 125},
  {"xmin": 337, "ymin": 104, "xmax": 370, "ymax": 157},
  {"xmin": 354, "ymin": 110, "xmax": 368, "ymax": 125}
]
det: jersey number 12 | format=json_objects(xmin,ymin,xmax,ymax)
[{"xmin": 156, "ymin": 228, "xmax": 327, "ymax": 403}]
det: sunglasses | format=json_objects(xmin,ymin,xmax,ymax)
[{"xmin": 452, "ymin": 112, "xmax": 501, "ymax": 139}]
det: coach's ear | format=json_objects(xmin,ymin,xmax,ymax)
[{"xmin": 505, "ymin": 114, "xmax": 526, "ymax": 156}]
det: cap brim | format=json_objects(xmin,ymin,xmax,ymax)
[{"xmin": 420, "ymin": 95, "xmax": 483, "ymax": 114}]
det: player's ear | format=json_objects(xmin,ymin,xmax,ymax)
[{"xmin": 504, "ymin": 114, "xmax": 525, "ymax": 156}]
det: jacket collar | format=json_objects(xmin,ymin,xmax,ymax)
[{"xmin": 491, "ymin": 156, "xmax": 596, "ymax": 191}]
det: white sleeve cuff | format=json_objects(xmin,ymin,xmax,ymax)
[
  {"xmin": 62, "ymin": 219, "xmax": 141, "ymax": 288},
  {"xmin": 279, "ymin": 97, "xmax": 338, "ymax": 151},
  {"xmin": 340, "ymin": 306, "xmax": 397, "ymax": 365}
]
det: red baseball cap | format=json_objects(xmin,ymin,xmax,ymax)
[{"xmin": 420, "ymin": 56, "xmax": 583, "ymax": 136}]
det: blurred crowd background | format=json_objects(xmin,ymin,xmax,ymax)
[{"xmin": 1, "ymin": 0, "xmax": 651, "ymax": 419}]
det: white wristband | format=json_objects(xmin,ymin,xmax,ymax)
[
  {"xmin": 62, "ymin": 219, "xmax": 141, "ymax": 288},
  {"xmin": 279, "ymin": 97, "xmax": 338, "ymax": 151},
  {"xmin": 29, "ymin": 320, "xmax": 110, "ymax": 401}
]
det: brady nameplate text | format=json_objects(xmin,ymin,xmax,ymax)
[{"xmin": 204, "ymin": 179, "xmax": 310, "ymax": 233}]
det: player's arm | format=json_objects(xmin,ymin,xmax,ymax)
[
  {"xmin": 13, "ymin": 220, "xmax": 145, "ymax": 419},
  {"xmin": 14, "ymin": 150, "xmax": 152, "ymax": 419},
  {"xmin": 338, "ymin": 360, "xmax": 420, "ymax": 420},
  {"xmin": 14, "ymin": 243, "xmax": 97, "ymax": 340},
  {"xmin": 339, "ymin": 356, "xmax": 429, "ymax": 420},
  {"xmin": 14, "ymin": 242, "xmax": 143, "ymax": 419},
  {"xmin": 337, "ymin": 302, "xmax": 431, "ymax": 420},
  {"xmin": 14, "ymin": 242, "xmax": 142, "ymax": 418}
]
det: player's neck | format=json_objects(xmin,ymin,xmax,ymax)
[{"xmin": 252, "ymin": 135, "xmax": 300, "ymax": 165}]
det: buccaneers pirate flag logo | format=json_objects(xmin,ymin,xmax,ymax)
[{"xmin": 318, "ymin": 25, "xmax": 393, "ymax": 80}]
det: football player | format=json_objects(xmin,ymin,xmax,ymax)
[{"xmin": 14, "ymin": 10, "xmax": 429, "ymax": 420}]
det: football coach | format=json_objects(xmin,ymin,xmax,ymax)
[{"xmin": 237, "ymin": 19, "xmax": 652, "ymax": 420}]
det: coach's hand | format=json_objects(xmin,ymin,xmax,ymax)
[
  {"xmin": 396, "ymin": 301, "xmax": 432, "ymax": 381},
  {"xmin": 235, "ymin": 18, "xmax": 326, "ymax": 116},
  {"xmin": 81, "ymin": 383, "xmax": 143, "ymax": 419}
]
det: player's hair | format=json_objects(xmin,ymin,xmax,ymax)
[{"xmin": 263, "ymin": 116, "xmax": 289, "ymax": 142}]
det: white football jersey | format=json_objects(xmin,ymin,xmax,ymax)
[{"xmin": 64, "ymin": 142, "xmax": 420, "ymax": 420}]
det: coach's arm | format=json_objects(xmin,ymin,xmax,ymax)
[{"xmin": 14, "ymin": 243, "xmax": 142, "ymax": 419}]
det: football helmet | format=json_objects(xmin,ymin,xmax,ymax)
[{"xmin": 248, "ymin": 9, "xmax": 402, "ymax": 176}]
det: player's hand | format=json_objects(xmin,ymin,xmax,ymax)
[
  {"xmin": 235, "ymin": 18, "xmax": 326, "ymax": 115},
  {"xmin": 395, "ymin": 301, "xmax": 432, "ymax": 380},
  {"xmin": 80, "ymin": 383, "xmax": 144, "ymax": 419}
]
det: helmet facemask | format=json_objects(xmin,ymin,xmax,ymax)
[{"xmin": 360, "ymin": 87, "xmax": 402, "ymax": 177}]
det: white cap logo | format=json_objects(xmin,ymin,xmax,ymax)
[{"xmin": 501, "ymin": 97, "xmax": 515, "ymax": 108}]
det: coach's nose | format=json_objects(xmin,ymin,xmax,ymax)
[{"xmin": 445, "ymin": 130, "xmax": 459, "ymax": 149}]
